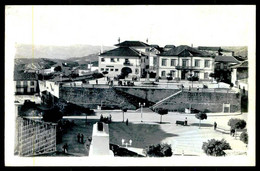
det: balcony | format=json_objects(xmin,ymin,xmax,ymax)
[
  {"xmin": 16, "ymin": 85, "xmax": 28, "ymax": 88},
  {"xmin": 175, "ymin": 65, "xmax": 203, "ymax": 70},
  {"xmin": 123, "ymin": 62, "xmax": 133, "ymax": 66}
]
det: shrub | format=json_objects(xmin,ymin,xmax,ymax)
[
  {"xmin": 240, "ymin": 132, "xmax": 248, "ymax": 144},
  {"xmin": 228, "ymin": 118, "xmax": 246, "ymax": 130},
  {"xmin": 202, "ymin": 139, "xmax": 231, "ymax": 156},
  {"xmin": 144, "ymin": 143, "xmax": 172, "ymax": 157}
]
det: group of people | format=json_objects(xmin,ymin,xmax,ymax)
[{"xmin": 77, "ymin": 133, "xmax": 85, "ymax": 144}]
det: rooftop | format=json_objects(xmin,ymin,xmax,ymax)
[
  {"xmin": 100, "ymin": 47, "xmax": 147, "ymax": 57},
  {"xmin": 164, "ymin": 45, "xmax": 176, "ymax": 49},
  {"xmin": 230, "ymin": 60, "xmax": 248, "ymax": 68},
  {"xmin": 215, "ymin": 56, "xmax": 240, "ymax": 64},
  {"xmin": 160, "ymin": 45, "xmax": 214, "ymax": 57},
  {"xmin": 14, "ymin": 71, "xmax": 38, "ymax": 81},
  {"xmin": 198, "ymin": 46, "xmax": 221, "ymax": 51},
  {"xmin": 114, "ymin": 41, "xmax": 149, "ymax": 47}
]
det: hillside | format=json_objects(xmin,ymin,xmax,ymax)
[
  {"xmin": 15, "ymin": 43, "xmax": 114, "ymax": 59},
  {"xmin": 222, "ymin": 46, "xmax": 248, "ymax": 58}
]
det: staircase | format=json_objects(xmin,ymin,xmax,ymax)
[{"xmin": 151, "ymin": 90, "xmax": 182, "ymax": 110}]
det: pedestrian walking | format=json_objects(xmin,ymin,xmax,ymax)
[
  {"xmin": 96, "ymin": 79, "xmax": 98, "ymax": 85},
  {"xmin": 214, "ymin": 122, "xmax": 217, "ymax": 130},
  {"xmin": 81, "ymin": 134, "xmax": 84, "ymax": 144},
  {"xmin": 109, "ymin": 114, "xmax": 112, "ymax": 123},
  {"xmin": 184, "ymin": 117, "xmax": 188, "ymax": 126},
  {"xmin": 77, "ymin": 133, "xmax": 80, "ymax": 143},
  {"xmin": 126, "ymin": 118, "xmax": 129, "ymax": 126},
  {"xmin": 63, "ymin": 143, "xmax": 68, "ymax": 153}
]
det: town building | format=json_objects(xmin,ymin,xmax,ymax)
[
  {"xmin": 98, "ymin": 43, "xmax": 149, "ymax": 79},
  {"xmin": 16, "ymin": 117, "xmax": 57, "ymax": 156},
  {"xmin": 230, "ymin": 60, "xmax": 248, "ymax": 91},
  {"xmin": 157, "ymin": 45, "xmax": 215, "ymax": 80},
  {"xmin": 14, "ymin": 71, "xmax": 38, "ymax": 95},
  {"xmin": 214, "ymin": 56, "xmax": 240, "ymax": 83}
]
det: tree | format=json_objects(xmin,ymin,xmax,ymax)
[
  {"xmin": 240, "ymin": 132, "xmax": 248, "ymax": 144},
  {"xmin": 54, "ymin": 66, "xmax": 62, "ymax": 72},
  {"xmin": 202, "ymin": 139, "xmax": 231, "ymax": 156},
  {"xmin": 188, "ymin": 74, "xmax": 199, "ymax": 88},
  {"xmin": 122, "ymin": 107, "xmax": 128, "ymax": 122},
  {"xmin": 144, "ymin": 143, "xmax": 172, "ymax": 157},
  {"xmin": 228, "ymin": 118, "xmax": 246, "ymax": 130},
  {"xmin": 155, "ymin": 108, "xmax": 168, "ymax": 124},
  {"xmin": 42, "ymin": 106, "xmax": 63, "ymax": 123},
  {"xmin": 195, "ymin": 112, "xmax": 207, "ymax": 128}
]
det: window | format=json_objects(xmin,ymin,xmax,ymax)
[
  {"xmin": 162, "ymin": 59, "xmax": 167, "ymax": 66},
  {"xmin": 115, "ymin": 69, "xmax": 119, "ymax": 72},
  {"xmin": 30, "ymin": 81, "xmax": 34, "ymax": 86},
  {"xmin": 204, "ymin": 72, "xmax": 209, "ymax": 79},
  {"xmin": 101, "ymin": 58, "xmax": 105, "ymax": 62},
  {"xmin": 111, "ymin": 58, "xmax": 115, "ymax": 62},
  {"xmin": 110, "ymin": 68, "xmax": 114, "ymax": 71},
  {"xmin": 17, "ymin": 81, "xmax": 21, "ymax": 86},
  {"xmin": 30, "ymin": 88, "xmax": 35, "ymax": 92},
  {"xmin": 161, "ymin": 71, "xmax": 166, "ymax": 77},
  {"xmin": 194, "ymin": 71, "xmax": 199, "ymax": 77},
  {"xmin": 170, "ymin": 70, "xmax": 175, "ymax": 77},
  {"xmin": 24, "ymin": 81, "xmax": 28, "ymax": 86},
  {"xmin": 117, "ymin": 58, "xmax": 120, "ymax": 61},
  {"xmin": 182, "ymin": 60, "xmax": 188, "ymax": 67},
  {"xmin": 101, "ymin": 68, "xmax": 104, "ymax": 71},
  {"xmin": 204, "ymin": 60, "xmax": 210, "ymax": 68},
  {"xmin": 195, "ymin": 60, "xmax": 200, "ymax": 67},
  {"xmin": 216, "ymin": 63, "xmax": 220, "ymax": 69},
  {"xmin": 171, "ymin": 59, "xmax": 176, "ymax": 66},
  {"xmin": 125, "ymin": 58, "xmax": 129, "ymax": 63},
  {"xmin": 224, "ymin": 64, "xmax": 228, "ymax": 69},
  {"xmin": 106, "ymin": 68, "xmax": 109, "ymax": 71},
  {"xmin": 135, "ymin": 69, "xmax": 139, "ymax": 74}
]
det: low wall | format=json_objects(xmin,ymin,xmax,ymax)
[{"xmin": 155, "ymin": 91, "xmax": 241, "ymax": 113}]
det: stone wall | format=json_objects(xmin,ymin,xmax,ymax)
[{"xmin": 155, "ymin": 91, "xmax": 241, "ymax": 112}]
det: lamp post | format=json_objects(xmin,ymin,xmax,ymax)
[
  {"xmin": 121, "ymin": 139, "xmax": 132, "ymax": 148},
  {"xmin": 139, "ymin": 102, "xmax": 145, "ymax": 122}
]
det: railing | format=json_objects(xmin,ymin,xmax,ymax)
[
  {"xmin": 123, "ymin": 62, "xmax": 133, "ymax": 66},
  {"xmin": 175, "ymin": 66, "xmax": 203, "ymax": 70}
]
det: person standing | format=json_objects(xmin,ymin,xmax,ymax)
[
  {"xmin": 214, "ymin": 122, "xmax": 217, "ymax": 130},
  {"xmin": 126, "ymin": 119, "xmax": 129, "ymax": 126},
  {"xmin": 184, "ymin": 117, "xmax": 188, "ymax": 126},
  {"xmin": 77, "ymin": 133, "xmax": 80, "ymax": 143},
  {"xmin": 81, "ymin": 134, "xmax": 84, "ymax": 144}
]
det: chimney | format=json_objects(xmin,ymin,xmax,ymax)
[
  {"xmin": 118, "ymin": 37, "xmax": 120, "ymax": 43},
  {"xmin": 146, "ymin": 38, "xmax": 148, "ymax": 43},
  {"xmin": 191, "ymin": 44, "xmax": 193, "ymax": 47},
  {"xmin": 100, "ymin": 45, "xmax": 103, "ymax": 53}
]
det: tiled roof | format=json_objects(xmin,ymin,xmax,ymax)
[
  {"xmin": 14, "ymin": 71, "xmax": 38, "ymax": 81},
  {"xmin": 160, "ymin": 45, "xmax": 213, "ymax": 57},
  {"xmin": 150, "ymin": 44, "xmax": 160, "ymax": 48},
  {"xmin": 114, "ymin": 41, "xmax": 149, "ymax": 47},
  {"xmin": 198, "ymin": 46, "xmax": 221, "ymax": 51},
  {"xmin": 230, "ymin": 60, "xmax": 248, "ymax": 68},
  {"xmin": 215, "ymin": 56, "xmax": 240, "ymax": 64},
  {"xmin": 100, "ymin": 47, "xmax": 147, "ymax": 57},
  {"xmin": 164, "ymin": 45, "xmax": 176, "ymax": 48}
]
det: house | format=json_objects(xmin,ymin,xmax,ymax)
[
  {"xmin": 230, "ymin": 60, "xmax": 248, "ymax": 90},
  {"xmin": 198, "ymin": 46, "xmax": 234, "ymax": 56},
  {"xmin": 14, "ymin": 71, "xmax": 38, "ymax": 95},
  {"xmin": 214, "ymin": 56, "xmax": 240, "ymax": 83},
  {"xmin": 157, "ymin": 45, "xmax": 215, "ymax": 81},
  {"xmin": 88, "ymin": 61, "xmax": 99, "ymax": 72},
  {"xmin": 98, "ymin": 46, "xmax": 148, "ymax": 79}
]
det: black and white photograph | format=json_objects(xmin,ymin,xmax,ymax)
[{"xmin": 5, "ymin": 5, "xmax": 255, "ymax": 166}]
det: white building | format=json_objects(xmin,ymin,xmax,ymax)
[
  {"xmin": 98, "ymin": 43, "xmax": 149, "ymax": 79},
  {"xmin": 230, "ymin": 60, "xmax": 248, "ymax": 90},
  {"xmin": 14, "ymin": 71, "xmax": 38, "ymax": 95},
  {"xmin": 157, "ymin": 45, "xmax": 215, "ymax": 80}
]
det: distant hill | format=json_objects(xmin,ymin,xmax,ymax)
[
  {"xmin": 15, "ymin": 43, "xmax": 114, "ymax": 59},
  {"xmin": 222, "ymin": 46, "xmax": 248, "ymax": 58}
]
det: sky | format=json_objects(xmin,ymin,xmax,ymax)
[{"xmin": 5, "ymin": 5, "xmax": 255, "ymax": 47}]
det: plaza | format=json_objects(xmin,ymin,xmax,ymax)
[{"xmin": 55, "ymin": 109, "xmax": 248, "ymax": 157}]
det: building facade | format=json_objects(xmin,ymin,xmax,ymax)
[
  {"xmin": 14, "ymin": 71, "xmax": 38, "ymax": 95},
  {"xmin": 157, "ymin": 45, "xmax": 215, "ymax": 80},
  {"xmin": 98, "ymin": 42, "xmax": 149, "ymax": 79},
  {"xmin": 230, "ymin": 60, "xmax": 248, "ymax": 90},
  {"xmin": 16, "ymin": 117, "xmax": 57, "ymax": 156}
]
